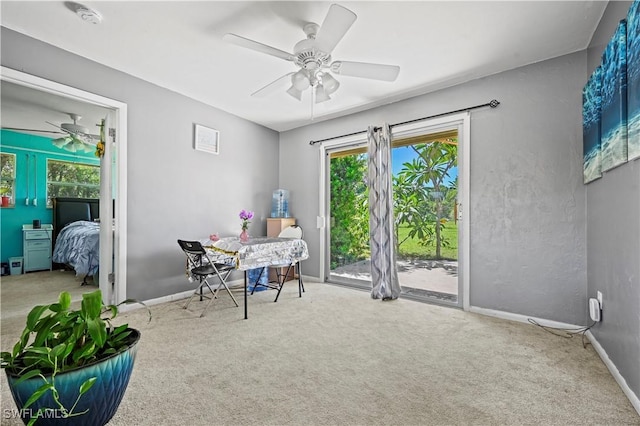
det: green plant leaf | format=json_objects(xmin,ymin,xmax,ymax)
[
  {"xmin": 51, "ymin": 343, "xmax": 66, "ymax": 358},
  {"xmin": 0, "ymin": 351, "xmax": 12, "ymax": 367},
  {"xmin": 26, "ymin": 305, "xmax": 50, "ymax": 331},
  {"xmin": 109, "ymin": 329, "xmax": 132, "ymax": 345},
  {"xmin": 49, "ymin": 303, "xmax": 63, "ymax": 313},
  {"xmin": 13, "ymin": 369, "xmax": 43, "ymax": 385},
  {"xmin": 112, "ymin": 324, "xmax": 128, "ymax": 335},
  {"xmin": 33, "ymin": 315, "xmax": 62, "ymax": 347},
  {"xmin": 86, "ymin": 317, "xmax": 107, "ymax": 348},
  {"xmin": 23, "ymin": 382, "xmax": 54, "ymax": 409},
  {"xmin": 24, "ymin": 347, "xmax": 50, "ymax": 355},
  {"xmin": 118, "ymin": 298, "xmax": 152, "ymax": 323},
  {"xmin": 59, "ymin": 291, "xmax": 72, "ymax": 310},
  {"xmin": 104, "ymin": 305, "xmax": 118, "ymax": 319},
  {"xmin": 72, "ymin": 342, "xmax": 96, "ymax": 364},
  {"xmin": 61, "ymin": 336, "xmax": 76, "ymax": 360},
  {"xmin": 81, "ymin": 290, "xmax": 103, "ymax": 320},
  {"xmin": 12, "ymin": 339, "xmax": 25, "ymax": 359},
  {"xmin": 78, "ymin": 377, "xmax": 97, "ymax": 396}
]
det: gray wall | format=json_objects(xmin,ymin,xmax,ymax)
[
  {"xmin": 280, "ymin": 51, "xmax": 588, "ymax": 325},
  {"xmin": 1, "ymin": 28, "xmax": 280, "ymax": 300},
  {"xmin": 586, "ymin": 1, "xmax": 639, "ymax": 404}
]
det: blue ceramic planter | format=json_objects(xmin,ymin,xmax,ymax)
[{"xmin": 6, "ymin": 329, "xmax": 140, "ymax": 426}]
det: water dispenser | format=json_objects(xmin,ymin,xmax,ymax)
[{"xmin": 271, "ymin": 189, "xmax": 290, "ymax": 218}]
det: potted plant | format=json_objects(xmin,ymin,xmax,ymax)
[
  {"xmin": 1, "ymin": 185, "xmax": 11, "ymax": 207},
  {"xmin": 1, "ymin": 290, "xmax": 149, "ymax": 426}
]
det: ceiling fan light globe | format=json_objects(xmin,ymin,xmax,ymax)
[
  {"xmin": 63, "ymin": 141, "xmax": 77, "ymax": 153},
  {"xmin": 322, "ymin": 73, "xmax": 340, "ymax": 95},
  {"xmin": 286, "ymin": 86, "xmax": 303, "ymax": 101},
  {"xmin": 52, "ymin": 137, "xmax": 70, "ymax": 148},
  {"xmin": 315, "ymin": 85, "xmax": 331, "ymax": 103},
  {"xmin": 291, "ymin": 70, "xmax": 310, "ymax": 91}
]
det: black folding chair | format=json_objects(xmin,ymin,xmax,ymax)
[{"xmin": 177, "ymin": 239, "xmax": 238, "ymax": 317}]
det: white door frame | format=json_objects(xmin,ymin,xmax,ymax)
[
  {"xmin": 1, "ymin": 66, "xmax": 128, "ymax": 304},
  {"xmin": 317, "ymin": 113, "xmax": 470, "ymax": 310}
]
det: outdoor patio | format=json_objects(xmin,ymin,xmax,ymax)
[{"xmin": 331, "ymin": 258, "xmax": 458, "ymax": 302}]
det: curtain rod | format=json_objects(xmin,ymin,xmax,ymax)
[{"xmin": 309, "ymin": 99, "xmax": 500, "ymax": 146}]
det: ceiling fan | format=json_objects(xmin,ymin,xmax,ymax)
[
  {"xmin": 45, "ymin": 113, "xmax": 100, "ymax": 153},
  {"xmin": 223, "ymin": 3, "xmax": 400, "ymax": 103},
  {"xmin": 2, "ymin": 113, "xmax": 99, "ymax": 153}
]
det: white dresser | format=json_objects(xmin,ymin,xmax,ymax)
[{"xmin": 22, "ymin": 224, "xmax": 53, "ymax": 272}]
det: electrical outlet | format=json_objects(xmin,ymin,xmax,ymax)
[
  {"xmin": 589, "ymin": 298, "xmax": 601, "ymax": 322},
  {"xmin": 597, "ymin": 291, "xmax": 603, "ymax": 309}
]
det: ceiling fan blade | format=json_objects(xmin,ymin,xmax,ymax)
[
  {"xmin": 314, "ymin": 4, "xmax": 357, "ymax": 54},
  {"xmin": 1, "ymin": 127, "xmax": 63, "ymax": 135},
  {"xmin": 251, "ymin": 73, "xmax": 295, "ymax": 98},
  {"xmin": 223, "ymin": 34, "xmax": 294, "ymax": 61},
  {"xmin": 46, "ymin": 121, "xmax": 100, "ymax": 140},
  {"xmin": 46, "ymin": 121, "xmax": 69, "ymax": 133},
  {"xmin": 331, "ymin": 61, "xmax": 400, "ymax": 82}
]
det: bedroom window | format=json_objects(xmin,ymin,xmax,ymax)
[
  {"xmin": 46, "ymin": 159, "xmax": 100, "ymax": 207},
  {"xmin": 1, "ymin": 153, "xmax": 16, "ymax": 207}
]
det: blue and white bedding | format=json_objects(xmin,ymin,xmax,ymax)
[{"xmin": 52, "ymin": 220, "xmax": 100, "ymax": 277}]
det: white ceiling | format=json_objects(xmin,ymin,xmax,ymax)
[{"xmin": 1, "ymin": 1, "xmax": 606, "ymax": 133}]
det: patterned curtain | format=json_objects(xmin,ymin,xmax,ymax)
[{"xmin": 367, "ymin": 123, "xmax": 401, "ymax": 300}]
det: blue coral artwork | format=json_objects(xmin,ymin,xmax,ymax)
[
  {"xmin": 583, "ymin": 67, "xmax": 602, "ymax": 183},
  {"xmin": 627, "ymin": 0, "xmax": 640, "ymax": 160},
  {"xmin": 600, "ymin": 20, "xmax": 628, "ymax": 171}
]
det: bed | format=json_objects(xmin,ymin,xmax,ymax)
[{"xmin": 51, "ymin": 197, "xmax": 101, "ymax": 284}]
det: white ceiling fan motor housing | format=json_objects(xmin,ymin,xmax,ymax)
[
  {"xmin": 61, "ymin": 113, "xmax": 89, "ymax": 134},
  {"xmin": 293, "ymin": 23, "xmax": 331, "ymax": 71}
]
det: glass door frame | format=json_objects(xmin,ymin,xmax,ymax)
[{"xmin": 318, "ymin": 113, "xmax": 470, "ymax": 310}]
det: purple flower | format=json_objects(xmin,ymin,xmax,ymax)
[
  {"xmin": 239, "ymin": 209, "xmax": 254, "ymax": 220},
  {"xmin": 239, "ymin": 209, "xmax": 254, "ymax": 230}
]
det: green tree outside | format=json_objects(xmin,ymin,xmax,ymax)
[
  {"xmin": 394, "ymin": 141, "xmax": 457, "ymax": 259},
  {"xmin": 329, "ymin": 140, "xmax": 458, "ymax": 268},
  {"xmin": 47, "ymin": 160, "xmax": 100, "ymax": 205},
  {"xmin": 329, "ymin": 154, "xmax": 369, "ymax": 269}
]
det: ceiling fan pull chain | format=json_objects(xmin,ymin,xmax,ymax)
[{"xmin": 311, "ymin": 87, "xmax": 315, "ymax": 121}]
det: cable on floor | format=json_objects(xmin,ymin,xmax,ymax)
[{"xmin": 527, "ymin": 318, "xmax": 597, "ymax": 348}]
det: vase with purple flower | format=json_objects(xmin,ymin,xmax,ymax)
[{"xmin": 239, "ymin": 209, "xmax": 253, "ymax": 242}]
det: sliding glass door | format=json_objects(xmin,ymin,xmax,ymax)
[
  {"xmin": 327, "ymin": 147, "xmax": 371, "ymax": 287},
  {"xmin": 325, "ymin": 128, "xmax": 462, "ymax": 306},
  {"xmin": 392, "ymin": 131, "xmax": 459, "ymax": 304}
]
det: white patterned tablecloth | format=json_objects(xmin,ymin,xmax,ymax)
[{"xmin": 205, "ymin": 236, "xmax": 308, "ymax": 271}]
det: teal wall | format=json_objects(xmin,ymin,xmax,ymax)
[{"xmin": 0, "ymin": 130, "xmax": 99, "ymax": 265}]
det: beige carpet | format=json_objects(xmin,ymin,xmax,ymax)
[{"xmin": 1, "ymin": 271, "xmax": 638, "ymax": 425}]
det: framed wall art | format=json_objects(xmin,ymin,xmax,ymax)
[
  {"xmin": 627, "ymin": 0, "xmax": 640, "ymax": 160},
  {"xmin": 600, "ymin": 19, "xmax": 628, "ymax": 171},
  {"xmin": 583, "ymin": 66, "xmax": 602, "ymax": 184},
  {"xmin": 194, "ymin": 124, "xmax": 220, "ymax": 155}
]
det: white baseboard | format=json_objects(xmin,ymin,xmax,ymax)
[
  {"xmin": 586, "ymin": 330, "xmax": 640, "ymax": 416},
  {"xmin": 469, "ymin": 306, "xmax": 584, "ymax": 330},
  {"xmin": 121, "ymin": 274, "xmax": 312, "ymax": 313},
  {"xmin": 469, "ymin": 305, "xmax": 640, "ymax": 416},
  {"xmin": 117, "ymin": 289, "xmax": 193, "ymax": 313}
]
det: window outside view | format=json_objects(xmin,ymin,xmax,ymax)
[
  {"xmin": 1, "ymin": 153, "xmax": 16, "ymax": 207},
  {"xmin": 46, "ymin": 159, "xmax": 100, "ymax": 207},
  {"xmin": 329, "ymin": 135, "xmax": 459, "ymax": 302}
]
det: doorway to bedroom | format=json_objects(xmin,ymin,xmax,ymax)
[{"xmin": 0, "ymin": 66, "xmax": 128, "ymax": 305}]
